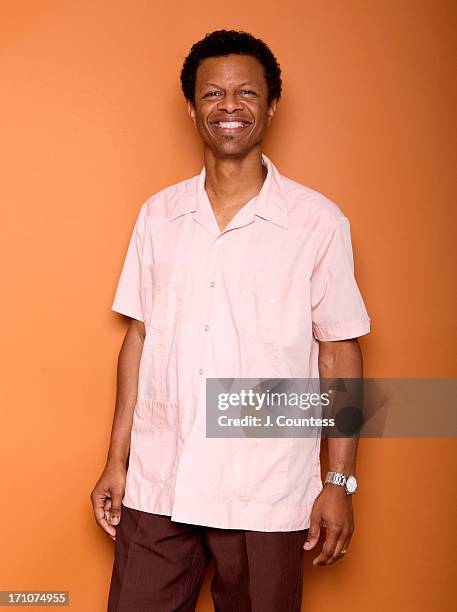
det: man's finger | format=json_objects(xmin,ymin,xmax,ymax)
[
  {"xmin": 312, "ymin": 524, "xmax": 341, "ymax": 565},
  {"xmin": 99, "ymin": 516, "xmax": 116, "ymax": 540},
  {"xmin": 327, "ymin": 528, "xmax": 350, "ymax": 563},
  {"xmin": 340, "ymin": 528, "xmax": 354, "ymax": 556},
  {"xmin": 104, "ymin": 498, "xmax": 112, "ymax": 523},
  {"xmin": 92, "ymin": 493, "xmax": 116, "ymax": 538},
  {"xmin": 303, "ymin": 513, "xmax": 321, "ymax": 551},
  {"xmin": 108, "ymin": 488, "xmax": 124, "ymax": 526}
]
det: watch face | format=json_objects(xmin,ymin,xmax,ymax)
[{"xmin": 346, "ymin": 476, "xmax": 357, "ymax": 493}]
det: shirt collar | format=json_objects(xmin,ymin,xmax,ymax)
[{"xmin": 167, "ymin": 153, "xmax": 288, "ymax": 229}]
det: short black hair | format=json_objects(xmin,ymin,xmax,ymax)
[{"xmin": 180, "ymin": 29, "xmax": 282, "ymax": 107}]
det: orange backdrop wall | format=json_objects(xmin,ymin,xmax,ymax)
[{"xmin": 1, "ymin": 1, "xmax": 456, "ymax": 610}]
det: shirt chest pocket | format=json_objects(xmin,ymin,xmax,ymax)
[
  {"xmin": 141, "ymin": 262, "xmax": 186, "ymax": 330},
  {"xmin": 240, "ymin": 272, "xmax": 310, "ymax": 346}
]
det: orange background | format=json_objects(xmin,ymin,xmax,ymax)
[{"xmin": 1, "ymin": 1, "xmax": 456, "ymax": 610}]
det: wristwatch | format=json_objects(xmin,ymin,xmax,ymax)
[{"xmin": 324, "ymin": 471, "xmax": 357, "ymax": 495}]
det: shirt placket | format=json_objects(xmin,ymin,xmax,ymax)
[
  {"xmin": 190, "ymin": 237, "xmax": 220, "ymax": 429},
  {"xmin": 188, "ymin": 197, "xmax": 257, "ymax": 433}
]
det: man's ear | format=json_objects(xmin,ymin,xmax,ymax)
[
  {"xmin": 267, "ymin": 99, "xmax": 278, "ymax": 125},
  {"xmin": 187, "ymin": 99, "xmax": 196, "ymax": 125}
]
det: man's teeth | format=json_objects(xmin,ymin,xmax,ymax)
[{"xmin": 215, "ymin": 121, "xmax": 247, "ymax": 128}]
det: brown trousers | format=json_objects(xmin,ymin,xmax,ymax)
[{"xmin": 108, "ymin": 503, "xmax": 308, "ymax": 612}]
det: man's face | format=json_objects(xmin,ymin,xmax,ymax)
[{"xmin": 187, "ymin": 54, "xmax": 277, "ymax": 158}]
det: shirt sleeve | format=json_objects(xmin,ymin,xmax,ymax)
[
  {"xmin": 310, "ymin": 215, "xmax": 371, "ymax": 341},
  {"xmin": 111, "ymin": 203, "xmax": 147, "ymax": 322}
]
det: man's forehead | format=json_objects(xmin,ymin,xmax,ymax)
[{"xmin": 196, "ymin": 55, "xmax": 265, "ymax": 85}]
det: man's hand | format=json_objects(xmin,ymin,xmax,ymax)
[
  {"xmin": 90, "ymin": 462, "xmax": 126, "ymax": 541},
  {"xmin": 303, "ymin": 483, "xmax": 354, "ymax": 565}
]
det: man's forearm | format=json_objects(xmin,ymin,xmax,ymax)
[
  {"xmin": 318, "ymin": 338, "xmax": 363, "ymax": 475},
  {"xmin": 106, "ymin": 320, "xmax": 145, "ymax": 467}
]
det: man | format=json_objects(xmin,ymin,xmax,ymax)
[{"xmin": 91, "ymin": 29, "xmax": 371, "ymax": 611}]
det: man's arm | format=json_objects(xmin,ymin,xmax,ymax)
[
  {"xmin": 106, "ymin": 319, "xmax": 145, "ymax": 466},
  {"xmin": 90, "ymin": 318, "xmax": 145, "ymax": 540},
  {"xmin": 303, "ymin": 337, "xmax": 363, "ymax": 565}
]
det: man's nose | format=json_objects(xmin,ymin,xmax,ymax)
[{"xmin": 217, "ymin": 92, "xmax": 244, "ymax": 112}]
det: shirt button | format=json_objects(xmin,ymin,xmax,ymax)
[
  {"xmin": 216, "ymin": 238, "xmax": 223, "ymax": 246},
  {"xmin": 204, "ymin": 324, "xmax": 209, "ymax": 331},
  {"xmin": 269, "ymin": 297, "xmax": 276, "ymax": 304},
  {"xmin": 210, "ymin": 281, "xmax": 215, "ymax": 288},
  {"xmin": 199, "ymin": 368, "xmax": 204, "ymax": 375}
]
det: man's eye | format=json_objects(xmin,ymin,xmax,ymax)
[
  {"xmin": 205, "ymin": 91, "xmax": 221, "ymax": 97},
  {"xmin": 240, "ymin": 90, "xmax": 256, "ymax": 95}
]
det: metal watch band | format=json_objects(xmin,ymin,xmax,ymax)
[
  {"xmin": 325, "ymin": 471, "xmax": 348, "ymax": 487},
  {"xmin": 324, "ymin": 471, "xmax": 357, "ymax": 495}
]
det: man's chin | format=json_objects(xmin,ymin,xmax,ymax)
[{"xmin": 210, "ymin": 144, "xmax": 253, "ymax": 159}]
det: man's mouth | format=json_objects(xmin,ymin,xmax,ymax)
[{"xmin": 210, "ymin": 120, "xmax": 252, "ymax": 134}]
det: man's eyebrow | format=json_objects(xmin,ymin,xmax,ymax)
[{"xmin": 200, "ymin": 81, "xmax": 260, "ymax": 88}]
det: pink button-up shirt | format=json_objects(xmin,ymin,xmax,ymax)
[{"xmin": 111, "ymin": 153, "xmax": 371, "ymax": 531}]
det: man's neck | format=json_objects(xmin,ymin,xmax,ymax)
[{"xmin": 203, "ymin": 148, "xmax": 267, "ymax": 210}]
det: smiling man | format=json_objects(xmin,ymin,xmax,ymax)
[{"xmin": 91, "ymin": 29, "xmax": 371, "ymax": 611}]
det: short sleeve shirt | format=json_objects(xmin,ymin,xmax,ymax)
[{"xmin": 111, "ymin": 153, "xmax": 371, "ymax": 531}]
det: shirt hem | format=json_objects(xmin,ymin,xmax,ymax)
[
  {"xmin": 122, "ymin": 482, "xmax": 323, "ymax": 532},
  {"xmin": 312, "ymin": 317, "xmax": 371, "ymax": 341},
  {"xmin": 112, "ymin": 303, "xmax": 144, "ymax": 322}
]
